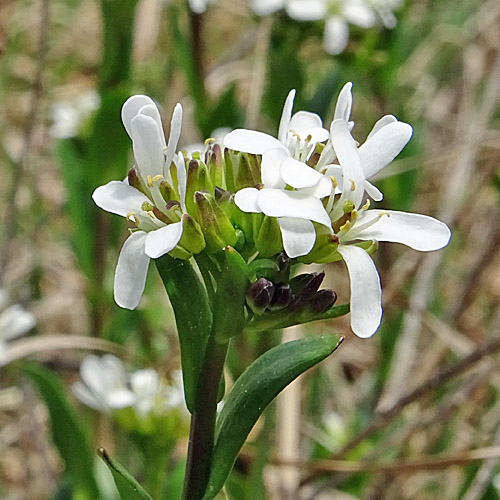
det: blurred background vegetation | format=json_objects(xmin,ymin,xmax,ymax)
[{"xmin": 2, "ymin": 0, "xmax": 500, "ymax": 499}]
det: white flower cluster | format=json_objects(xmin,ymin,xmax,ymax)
[
  {"xmin": 93, "ymin": 82, "xmax": 450, "ymax": 340},
  {"xmin": 0, "ymin": 289, "xmax": 36, "ymax": 367},
  {"xmin": 73, "ymin": 354, "xmax": 185, "ymax": 418},
  {"xmin": 252, "ymin": 0, "xmax": 403, "ymax": 54},
  {"xmin": 223, "ymin": 83, "xmax": 450, "ymax": 337}
]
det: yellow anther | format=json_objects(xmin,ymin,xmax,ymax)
[
  {"xmin": 339, "ymin": 220, "xmax": 351, "ymax": 233},
  {"xmin": 147, "ymin": 175, "xmax": 154, "ymax": 187},
  {"xmin": 379, "ymin": 211, "xmax": 390, "ymax": 218},
  {"xmin": 205, "ymin": 137, "xmax": 215, "ymax": 145},
  {"xmin": 290, "ymin": 129, "xmax": 301, "ymax": 140},
  {"xmin": 147, "ymin": 210, "xmax": 157, "ymax": 219},
  {"xmin": 152, "ymin": 174, "xmax": 164, "ymax": 183},
  {"xmin": 305, "ymin": 133, "xmax": 313, "ymax": 143},
  {"xmin": 362, "ymin": 199, "xmax": 371, "ymax": 211},
  {"xmin": 351, "ymin": 209, "xmax": 358, "ymax": 222},
  {"xmin": 126, "ymin": 212, "xmax": 136, "ymax": 221},
  {"xmin": 349, "ymin": 179, "xmax": 356, "ymax": 191},
  {"xmin": 330, "ymin": 176, "xmax": 338, "ymax": 188}
]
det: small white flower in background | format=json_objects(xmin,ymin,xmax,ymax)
[
  {"xmin": 250, "ymin": 0, "xmax": 286, "ymax": 16},
  {"xmin": 0, "ymin": 291, "xmax": 36, "ymax": 367},
  {"xmin": 50, "ymin": 90, "xmax": 100, "ymax": 139},
  {"xmin": 188, "ymin": 0, "xmax": 214, "ymax": 13},
  {"xmin": 93, "ymin": 96, "xmax": 188, "ymax": 310},
  {"xmin": 73, "ymin": 354, "xmax": 184, "ymax": 418}
]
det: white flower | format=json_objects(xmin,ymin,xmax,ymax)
[
  {"xmin": 225, "ymin": 91, "xmax": 332, "ymax": 257},
  {"xmin": 188, "ymin": 0, "xmax": 214, "ymax": 13},
  {"xmin": 50, "ymin": 90, "xmax": 100, "ymax": 139},
  {"xmin": 73, "ymin": 355, "xmax": 183, "ymax": 419},
  {"xmin": 286, "ymin": 0, "xmax": 377, "ymax": 55},
  {"xmin": 251, "ymin": 0, "xmax": 286, "ymax": 16},
  {"xmin": 318, "ymin": 82, "xmax": 413, "ymax": 203},
  {"xmin": 326, "ymin": 120, "xmax": 451, "ymax": 338},
  {"xmin": 93, "ymin": 96, "xmax": 188, "ymax": 310},
  {"xmin": 0, "ymin": 295, "xmax": 36, "ymax": 367}
]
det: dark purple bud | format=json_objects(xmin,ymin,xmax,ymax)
[
  {"xmin": 128, "ymin": 167, "xmax": 142, "ymax": 191},
  {"xmin": 309, "ymin": 289, "xmax": 337, "ymax": 314},
  {"xmin": 246, "ymin": 278, "xmax": 275, "ymax": 314},
  {"xmin": 268, "ymin": 283, "xmax": 292, "ymax": 311},
  {"xmin": 289, "ymin": 272, "xmax": 325, "ymax": 310}
]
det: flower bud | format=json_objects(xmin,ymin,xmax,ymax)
[
  {"xmin": 268, "ymin": 283, "xmax": 292, "ymax": 311},
  {"xmin": 207, "ymin": 143, "xmax": 224, "ymax": 188},
  {"xmin": 195, "ymin": 191, "xmax": 237, "ymax": 253},
  {"xmin": 246, "ymin": 278, "xmax": 275, "ymax": 314},
  {"xmin": 234, "ymin": 153, "xmax": 260, "ymax": 191},
  {"xmin": 289, "ymin": 272, "xmax": 325, "ymax": 310},
  {"xmin": 255, "ymin": 216, "xmax": 284, "ymax": 257},
  {"xmin": 308, "ymin": 289, "xmax": 337, "ymax": 314},
  {"xmin": 128, "ymin": 167, "xmax": 146, "ymax": 194}
]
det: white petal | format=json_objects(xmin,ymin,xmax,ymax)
[
  {"xmin": 122, "ymin": 95, "xmax": 157, "ymax": 138},
  {"xmin": 280, "ymin": 157, "xmax": 324, "ymax": 188},
  {"xmin": 324, "ymin": 16, "xmax": 349, "ymax": 55},
  {"xmin": 330, "ymin": 119, "xmax": 366, "ymax": 216},
  {"xmin": 289, "ymin": 111, "xmax": 324, "ymax": 135},
  {"xmin": 0, "ymin": 305, "xmax": 36, "ymax": 341},
  {"xmin": 235, "ymin": 188, "xmax": 261, "ymax": 213},
  {"xmin": 359, "ymin": 121, "xmax": 413, "ymax": 179},
  {"xmin": 189, "ymin": 0, "xmax": 208, "ymax": 13},
  {"xmin": 353, "ymin": 210, "xmax": 452, "ymax": 251},
  {"xmin": 92, "ymin": 181, "xmax": 150, "ymax": 217},
  {"xmin": 131, "ymin": 114, "xmax": 165, "ymax": 181},
  {"xmin": 257, "ymin": 189, "xmax": 331, "ymax": 227},
  {"xmin": 144, "ymin": 222, "xmax": 184, "ymax": 259},
  {"xmin": 278, "ymin": 90, "xmax": 296, "ymax": 144},
  {"xmin": 251, "ymin": 0, "xmax": 285, "ymax": 15},
  {"xmin": 107, "ymin": 389, "xmax": 137, "ymax": 409},
  {"xmin": 72, "ymin": 381, "xmax": 107, "ymax": 411},
  {"xmin": 261, "ymin": 147, "xmax": 289, "ymax": 188},
  {"xmin": 80, "ymin": 355, "xmax": 113, "ymax": 401},
  {"xmin": 301, "ymin": 175, "xmax": 334, "ymax": 198},
  {"xmin": 364, "ymin": 181, "xmax": 384, "ymax": 201},
  {"xmin": 337, "ymin": 245, "xmax": 382, "ymax": 338},
  {"xmin": 334, "ymin": 82, "xmax": 353, "ymax": 122},
  {"xmin": 286, "ymin": 0, "xmax": 327, "ymax": 20},
  {"xmin": 366, "ymin": 115, "xmax": 397, "ymax": 140},
  {"xmin": 345, "ymin": 3, "xmax": 377, "ymax": 28},
  {"xmin": 138, "ymin": 103, "xmax": 166, "ymax": 148},
  {"xmin": 175, "ymin": 153, "xmax": 187, "ymax": 209},
  {"xmin": 223, "ymin": 129, "xmax": 282, "ymax": 154},
  {"xmin": 278, "ymin": 217, "xmax": 316, "ymax": 258},
  {"xmin": 114, "ymin": 231, "xmax": 150, "ymax": 309},
  {"xmin": 165, "ymin": 103, "xmax": 183, "ymax": 175}
]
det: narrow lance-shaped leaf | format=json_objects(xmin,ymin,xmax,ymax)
[
  {"xmin": 99, "ymin": 448, "xmax": 154, "ymax": 500},
  {"xmin": 156, "ymin": 255, "xmax": 212, "ymax": 413},
  {"xmin": 203, "ymin": 335, "xmax": 343, "ymax": 500},
  {"xmin": 23, "ymin": 362, "xmax": 100, "ymax": 499}
]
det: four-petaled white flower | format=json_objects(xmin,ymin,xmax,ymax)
[
  {"xmin": 0, "ymin": 290, "xmax": 36, "ymax": 367},
  {"xmin": 93, "ymin": 96, "xmax": 188, "ymax": 310},
  {"xmin": 326, "ymin": 119, "xmax": 451, "ymax": 338},
  {"xmin": 73, "ymin": 354, "xmax": 184, "ymax": 418},
  {"xmin": 224, "ymin": 90, "xmax": 332, "ymax": 257}
]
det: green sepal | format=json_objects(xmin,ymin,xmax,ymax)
[
  {"xmin": 22, "ymin": 362, "xmax": 100, "ymax": 499},
  {"xmin": 99, "ymin": 448, "xmax": 154, "ymax": 500},
  {"xmin": 176, "ymin": 214, "xmax": 206, "ymax": 256},
  {"xmin": 155, "ymin": 255, "xmax": 212, "ymax": 413},
  {"xmin": 213, "ymin": 246, "xmax": 251, "ymax": 343},
  {"xmin": 203, "ymin": 335, "xmax": 343, "ymax": 500},
  {"xmin": 255, "ymin": 216, "xmax": 284, "ymax": 257},
  {"xmin": 234, "ymin": 153, "xmax": 260, "ymax": 191}
]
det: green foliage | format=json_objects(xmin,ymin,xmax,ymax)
[
  {"xmin": 99, "ymin": 449, "xmax": 154, "ymax": 500},
  {"xmin": 155, "ymin": 255, "xmax": 212, "ymax": 413},
  {"xmin": 23, "ymin": 363, "xmax": 100, "ymax": 499},
  {"xmin": 203, "ymin": 335, "xmax": 343, "ymax": 499}
]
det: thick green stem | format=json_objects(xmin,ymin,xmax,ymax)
[{"xmin": 182, "ymin": 338, "xmax": 228, "ymax": 500}]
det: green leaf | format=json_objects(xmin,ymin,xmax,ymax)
[
  {"xmin": 204, "ymin": 335, "xmax": 343, "ymax": 499},
  {"xmin": 99, "ymin": 448, "xmax": 154, "ymax": 500},
  {"xmin": 23, "ymin": 363, "xmax": 100, "ymax": 498},
  {"xmin": 155, "ymin": 255, "xmax": 212, "ymax": 413}
]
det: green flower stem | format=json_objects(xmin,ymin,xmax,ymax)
[{"xmin": 182, "ymin": 337, "xmax": 229, "ymax": 500}]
